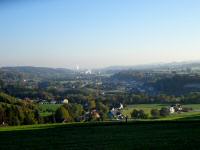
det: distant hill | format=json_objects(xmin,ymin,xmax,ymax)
[
  {"xmin": 0, "ymin": 66, "xmax": 75, "ymax": 80},
  {"xmin": 102, "ymin": 61, "xmax": 200, "ymax": 73}
]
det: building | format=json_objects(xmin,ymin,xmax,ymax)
[
  {"xmin": 62, "ymin": 99, "xmax": 69, "ymax": 104},
  {"xmin": 169, "ymin": 107, "xmax": 175, "ymax": 114},
  {"xmin": 169, "ymin": 104, "xmax": 183, "ymax": 113}
]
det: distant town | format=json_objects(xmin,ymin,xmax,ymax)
[{"xmin": 0, "ymin": 62, "xmax": 200, "ymax": 125}]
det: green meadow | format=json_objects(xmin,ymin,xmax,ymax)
[
  {"xmin": 39, "ymin": 104, "xmax": 62, "ymax": 116},
  {"xmin": 122, "ymin": 104, "xmax": 200, "ymax": 120},
  {"xmin": 0, "ymin": 121, "xmax": 200, "ymax": 150},
  {"xmin": 1, "ymin": 104, "xmax": 200, "ymax": 149}
]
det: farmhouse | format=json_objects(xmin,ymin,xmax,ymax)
[
  {"xmin": 91, "ymin": 109, "xmax": 100, "ymax": 119},
  {"xmin": 50, "ymin": 100, "xmax": 57, "ymax": 104},
  {"xmin": 169, "ymin": 106, "xmax": 175, "ymax": 114},
  {"xmin": 62, "ymin": 99, "xmax": 69, "ymax": 104},
  {"xmin": 109, "ymin": 103, "xmax": 124, "ymax": 120},
  {"xmin": 169, "ymin": 104, "xmax": 183, "ymax": 113},
  {"xmin": 38, "ymin": 100, "xmax": 49, "ymax": 104},
  {"xmin": 56, "ymin": 99, "xmax": 69, "ymax": 104}
]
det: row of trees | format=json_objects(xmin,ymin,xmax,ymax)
[
  {"xmin": 130, "ymin": 107, "xmax": 170, "ymax": 119},
  {"xmin": 121, "ymin": 92, "xmax": 200, "ymax": 105},
  {"xmin": 151, "ymin": 108, "xmax": 170, "ymax": 118}
]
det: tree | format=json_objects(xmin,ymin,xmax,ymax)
[
  {"xmin": 86, "ymin": 95, "xmax": 96, "ymax": 110},
  {"xmin": 138, "ymin": 110, "xmax": 148, "ymax": 119},
  {"xmin": 151, "ymin": 109, "xmax": 160, "ymax": 119},
  {"xmin": 55, "ymin": 106, "xmax": 71, "ymax": 122},
  {"xmin": 5, "ymin": 106, "xmax": 14, "ymax": 125},
  {"xmin": 131, "ymin": 109, "xmax": 148, "ymax": 119},
  {"xmin": 159, "ymin": 107, "xmax": 170, "ymax": 117},
  {"xmin": 14, "ymin": 106, "xmax": 25, "ymax": 124},
  {"xmin": 12, "ymin": 116, "xmax": 20, "ymax": 126},
  {"xmin": 131, "ymin": 109, "xmax": 139, "ymax": 119},
  {"xmin": 96, "ymin": 102, "xmax": 109, "ymax": 121},
  {"xmin": 34, "ymin": 109, "xmax": 40, "ymax": 122},
  {"xmin": 0, "ymin": 105, "xmax": 5, "ymax": 124},
  {"xmin": 24, "ymin": 112, "xmax": 36, "ymax": 125},
  {"xmin": 63, "ymin": 103, "xmax": 84, "ymax": 121},
  {"xmin": 0, "ymin": 79, "xmax": 4, "ymax": 91}
]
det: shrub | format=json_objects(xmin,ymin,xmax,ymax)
[
  {"xmin": 151, "ymin": 109, "xmax": 160, "ymax": 119},
  {"xmin": 182, "ymin": 107, "xmax": 193, "ymax": 112},
  {"xmin": 131, "ymin": 109, "xmax": 148, "ymax": 119},
  {"xmin": 159, "ymin": 107, "xmax": 170, "ymax": 117},
  {"xmin": 55, "ymin": 106, "xmax": 72, "ymax": 122}
]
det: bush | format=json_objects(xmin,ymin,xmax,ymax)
[
  {"xmin": 182, "ymin": 107, "xmax": 193, "ymax": 112},
  {"xmin": 131, "ymin": 109, "xmax": 139, "ymax": 119},
  {"xmin": 159, "ymin": 107, "xmax": 170, "ymax": 117},
  {"xmin": 24, "ymin": 113, "xmax": 36, "ymax": 125},
  {"xmin": 63, "ymin": 103, "xmax": 84, "ymax": 121},
  {"xmin": 151, "ymin": 109, "xmax": 160, "ymax": 119},
  {"xmin": 55, "ymin": 106, "xmax": 72, "ymax": 122},
  {"xmin": 131, "ymin": 109, "xmax": 148, "ymax": 119},
  {"xmin": 12, "ymin": 116, "xmax": 20, "ymax": 126}
]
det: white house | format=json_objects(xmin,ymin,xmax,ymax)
[
  {"xmin": 62, "ymin": 99, "xmax": 69, "ymax": 104},
  {"xmin": 169, "ymin": 107, "xmax": 175, "ymax": 114},
  {"xmin": 39, "ymin": 100, "xmax": 49, "ymax": 104},
  {"xmin": 169, "ymin": 104, "xmax": 183, "ymax": 113},
  {"xmin": 110, "ymin": 108, "xmax": 117, "ymax": 116},
  {"xmin": 118, "ymin": 103, "xmax": 124, "ymax": 110},
  {"xmin": 50, "ymin": 100, "xmax": 57, "ymax": 104}
]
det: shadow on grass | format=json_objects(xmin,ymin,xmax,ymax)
[
  {"xmin": 175, "ymin": 114, "xmax": 200, "ymax": 121},
  {"xmin": 1, "ymin": 121, "xmax": 200, "ymax": 150}
]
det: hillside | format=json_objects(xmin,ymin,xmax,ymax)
[
  {"xmin": 0, "ymin": 66, "xmax": 74, "ymax": 80},
  {"xmin": 0, "ymin": 92, "xmax": 39, "ymax": 126}
]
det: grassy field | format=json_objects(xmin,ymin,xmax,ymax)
[
  {"xmin": 1, "ymin": 104, "xmax": 199, "ymax": 149},
  {"xmin": 0, "ymin": 121, "xmax": 200, "ymax": 150},
  {"xmin": 39, "ymin": 104, "xmax": 62, "ymax": 116},
  {"xmin": 122, "ymin": 104, "xmax": 200, "ymax": 120}
]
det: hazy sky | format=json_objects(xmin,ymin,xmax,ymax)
[{"xmin": 0, "ymin": 0, "xmax": 200, "ymax": 69}]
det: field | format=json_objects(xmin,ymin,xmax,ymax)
[
  {"xmin": 38, "ymin": 103, "xmax": 200, "ymax": 120},
  {"xmin": 2, "ymin": 103, "xmax": 198, "ymax": 149},
  {"xmin": 122, "ymin": 104, "xmax": 200, "ymax": 120},
  {"xmin": 39, "ymin": 104, "xmax": 62, "ymax": 116},
  {"xmin": 0, "ymin": 121, "xmax": 200, "ymax": 150}
]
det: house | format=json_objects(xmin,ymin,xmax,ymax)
[
  {"xmin": 62, "ymin": 99, "xmax": 69, "ymax": 104},
  {"xmin": 169, "ymin": 104, "xmax": 183, "ymax": 113},
  {"xmin": 82, "ymin": 110, "xmax": 100, "ymax": 121},
  {"xmin": 110, "ymin": 108, "xmax": 117, "ymax": 116},
  {"xmin": 38, "ymin": 100, "xmax": 49, "ymax": 104},
  {"xmin": 50, "ymin": 100, "xmax": 57, "ymax": 104},
  {"xmin": 91, "ymin": 109, "xmax": 100, "ymax": 119},
  {"xmin": 175, "ymin": 104, "xmax": 183, "ymax": 111},
  {"xmin": 118, "ymin": 103, "xmax": 124, "ymax": 110},
  {"xmin": 169, "ymin": 106, "xmax": 175, "ymax": 114},
  {"xmin": 109, "ymin": 106, "xmax": 124, "ymax": 120}
]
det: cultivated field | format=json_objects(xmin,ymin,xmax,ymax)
[{"xmin": 0, "ymin": 121, "xmax": 200, "ymax": 150}]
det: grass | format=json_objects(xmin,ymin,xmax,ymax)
[
  {"xmin": 122, "ymin": 104, "xmax": 168, "ymax": 117},
  {"xmin": 122, "ymin": 104, "xmax": 200, "ymax": 120},
  {"xmin": 1, "ymin": 104, "xmax": 200, "ymax": 149},
  {"xmin": 0, "ymin": 121, "xmax": 200, "ymax": 150},
  {"xmin": 39, "ymin": 104, "xmax": 62, "ymax": 116}
]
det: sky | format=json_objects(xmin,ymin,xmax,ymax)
[{"xmin": 0, "ymin": 0, "xmax": 200, "ymax": 69}]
